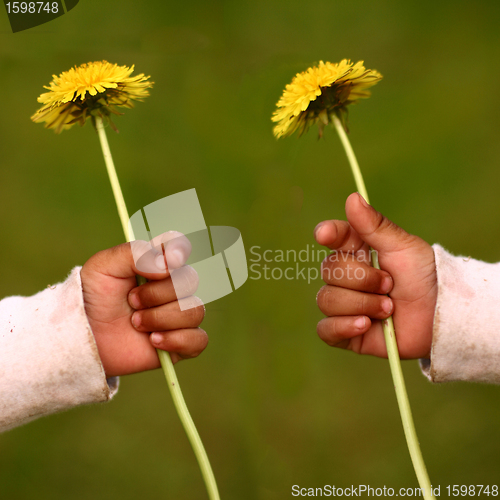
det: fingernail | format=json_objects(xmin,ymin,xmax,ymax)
[
  {"xmin": 381, "ymin": 275, "xmax": 393, "ymax": 294},
  {"xmin": 357, "ymin": 192, "xmax": 370, "ymax": 208},
  {"xmin": 354, "ymin": 316, "xmax": 365, "ymax": 329},
  {"xmin": 382, "ymin": 297, "xmax": 393, "ymax": 315},
  {"xmin": 314, "ymin": 222, "xmax": 325, "ymax": 240},
  {"xmin": 131, "ymin": 312, "xmax": 141, "ymax": 328},
  {"xmin": 150, "ymin": 332, "xmax": 162, "ymax": 346},
  {"xmin": 170, "ymin": 248, "xmax": 186, "ymax": 268},
  {"xmin": 155, "ymin": 253, "xmax": 167, "ymax": 271},
  {"xmin": 128, "ymin": 291, "xmax": 141, "ymax": 309}
]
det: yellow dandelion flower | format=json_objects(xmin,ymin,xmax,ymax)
[
  {"xmin": 272, "ymin": 59, "xmax": 382, "ymax": 138},
  {"xmin": 31, "ymin": 61, "xmax": 153, "ymax": 133}
]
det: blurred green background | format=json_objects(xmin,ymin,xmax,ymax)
[{"xmin": 1, "ymin": 1, "xmax": 500, "ymax": 498}]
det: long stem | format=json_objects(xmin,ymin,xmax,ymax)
[
  {"xmin": 95, "ymin": 116, "xmax": 220, "ymax": 500},
  {"xmin": 95, "ymin": 117, "xmax": 133, "ymax": 242},
  {"xmin": 332, "ymin": 115, "xmax": 435, "ymax": 500}
]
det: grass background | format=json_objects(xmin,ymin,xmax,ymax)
[{"xmin": 1, "ymin": 0, "xmax": 500, "ymax": 498}]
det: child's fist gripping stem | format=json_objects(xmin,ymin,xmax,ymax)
[
  {"xmin": 82, "ymin": 231, "xmax": 208, "ymax": 377},
  {"xmin": 315, "ymin": 192, "xmax": 437, "ymax": 359}
]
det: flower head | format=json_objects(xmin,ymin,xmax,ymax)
[
  {"xmin": 31, "ymin": 61, "xmax": 153, "ymax": 133},
  {"xmin": 272, "ymin": 59, "xmax": 382, "ymax": 138}
]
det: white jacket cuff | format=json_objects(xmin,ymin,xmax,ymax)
[
  {"xmin": 0, "ymin": 267, "xmax": 119, "ymax": 433},
  {"xmin": 420, "ymin": 244, "xmax": 500, "ymax": 384}
]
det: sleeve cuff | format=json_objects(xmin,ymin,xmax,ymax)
[
  {"xmin": 0, "ymin": 267, "xmax": 119, "ymax": 433},
  {"xmin": 420, "ymin": 244, "xmax": 500, "ymax": 384}
]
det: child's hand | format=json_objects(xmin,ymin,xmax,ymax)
[
  {"xmin": 315, "ymin": 193, "xmax": 437, "ymax": 359},
  {"xmin": 81, "ymin": 232, "xmax": 207, "ymax": 377}
]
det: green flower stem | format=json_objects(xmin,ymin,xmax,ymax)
[
  {"xmin": 332, "ymin": 115, "xmax": 435, "ymax": 500},
  {"xmin": 95, "ymin": 116, "xmax": 220, "ymax": 500},
  {"xmin": 95, "ymin": 116, "xmax": 133, "ymax": 242}
]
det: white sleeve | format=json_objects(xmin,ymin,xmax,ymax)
[
  {"xmin": 419, "ymin": 244, "xmax": 500, "ymax": 384},
  {"xmin": 0, "ymin": 267, "xmax": 118, "ymax": 433}
]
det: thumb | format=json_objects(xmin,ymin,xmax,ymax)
[
  {"xmin": 345, "ymin": 192, "xmax": 414, "ymax": 254},
  {"xmin": 88, "ymin": 231, "xmax": 192, "ymax": 280},
  {"xmin": 132, "ymin": 231, "xmax": 192, "ymax": 277}
]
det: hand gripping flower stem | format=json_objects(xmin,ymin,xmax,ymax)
[
  {"xmin": 332, "ymin": 115, "xmax": 435, "ymax": 500},
  {"xmin": 95, "ymin": 116, "xmax": 220, "ymax": 500}
]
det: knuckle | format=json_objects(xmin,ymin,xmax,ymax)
[
  {"xmin": 194, "ymin": 330, "xmax": 209, "ymax": 356},
  {"xmin": 397, "ymin": 229, "xmax": 418, "ymax": 249},
  {"xmin": 179, "ymin": 265, "xmax": 199, "ymax": 296},
  {"xmin": 321, "ymin": 258, "xmax": 343, "ymax": 284},
  {"xmin": 321, "ymin": 253, "xmax": 335, "ymax": 270},
  {"xmin": 187, "ymin": 267, "xmax": 200, "ymax": 294},
  {"xmin": 369, "ymin": 212, "xmax": 396, "ymax": 238},
  {"xmin": 194, "ymin": 305, "xmax": 206, "ymax": 324},
  {"xmin": 149, "ymin": 307, "xmax": 162, "ymax": 327},
  {"xmin": 138, "ymin": 309, "xmax": 154, "ymax": 329},
  {"xmin": 371, "ymin": 211, "xmax": 386, "ymax": 234},
  {"xmin": 357, "ymin": 294, "xmax": 369, "ymax": 315},
  {"xmin": 322, "ymin": 254, "xmax": 359, "ymax": 285},
  {"xmin": 184, "ymin": 302, "xmax": 205, "ymax": 326},
  {"xmin": 182, "ymin": 329, "xmax": 209, "ymax": 359},
  {"xmin": 362, "ymin": 268, "xmax": 380, "ymax": 292},
  {"xmin": 317, "ymin": 318, "xmax": 349, "ymax": 348},
  {"xmin": 336, "ymin": 223, "xmax": 352, "ymax": 248},
  {"xmin": 316, "ymin": 285, "xmax": 332, "ymax": 311},
  {"xmin": 361, "ymin": 269, "xmax": 373, "ymax": 290},
  {"xmin": 200, "ymin": 329, "xmax": 209, "ymax": 347},
  {"xmin": 142, "ymin": 285, "xmax": 160, "ymax": 306},
  {"xmin": 371, "ymin": 213, "xmax": 415, "ymax": 250},
  {"xmin": 316, "ymin": 285, "xmax": 327, "ymax": 302},
  {"xmin": 317, "ymin": 319, "xmax": 335, "ymax": 343},
  {"xmin": 321, "ymin": 259, "xmax": 335, "ymax": 283}
]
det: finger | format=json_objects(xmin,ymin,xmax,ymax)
[
  {"xmin": 317, "ymin": 315, "xmax": 371, "ymax": 347},
  {"xmin": 150, "ymin": 328, "xmax": 208, "ymax": 361},
  {"xmin": 316, "ymin": 285, "xmax": 393, "ymax": 319},
  {"xmin": 345, "ymin": 193, "xmax": 416, "ymax": 254},
  {"xmin": 128, "ymin": 265, "xmax": 199, "ymax": 309},
  {"xmin": 131, "ymin": 296, "xmax": 205, "ymax": 332},
  {"xmin": 314, "ymin": 219, "xmax": 368, "ymax": 254},
  {"xmin": 321, "ymin": 255, "xmax": 393, "ymax": 294}
]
